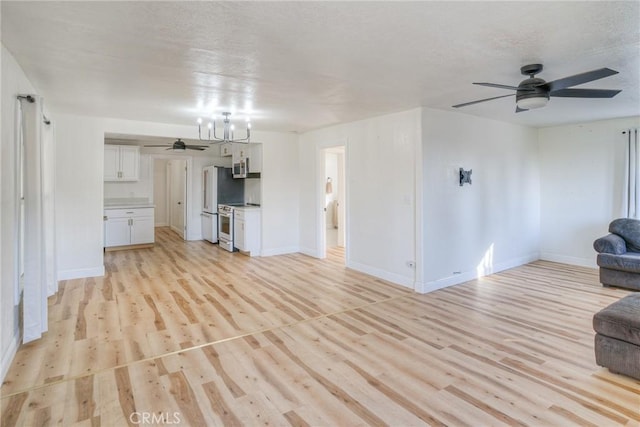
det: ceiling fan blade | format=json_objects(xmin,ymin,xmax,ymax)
[
  {"xmin": 473, "ymin": 82, "xmax": 522, "ymax": 91},
  {"xmin": 185, "ymin": 145, "xmax": 208, "ymax": 148},
  {"xmin": 515, "ymin": 106, "xmax": 528, "ymax": 113},
  {"xmin": 550, "ymin": 88, "xmax": 621, "ymax": 98},
  {"xmin": 186, "ymin": 146, "xmax": 206, "ymax": 151},
  {"xmin": 452, "ymin": 93, "xmax": 515, "ymax": 108},
  {"xmin": 542, "ymin": 68, "xmax": 618, "ymax": 92},
  {"xmin": 144, "ymin": 145, "xmax": 171, "ymax": 147}
]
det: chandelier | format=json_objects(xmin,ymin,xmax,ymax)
[{"xmin": 197, "ymin": 112, "xmax": 251, "ymax": 144}]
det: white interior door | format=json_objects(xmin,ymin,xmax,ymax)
[
  {"xmin": 168, "ymin": 159, "xmax": 187, "ymax": 239},
  {"xmin": 336, "ymin": 151, "xmax": 346, "ymax": 247}
]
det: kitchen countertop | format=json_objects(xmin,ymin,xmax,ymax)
[
  {"xmin": 104, "ymin": 198, "xmax": 155, "ymax": 209},
  {"xmin": 231, "ymin": 204, "xmax": 261, "ymax": 210}
]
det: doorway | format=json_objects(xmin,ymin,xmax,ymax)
[
  {"xmin": 166, "ymin": 159, "xmax": 188, "ymax": 239},
  {"xmin": 322, "ymin": 146, "xmax": 346, "ymax": 260}
]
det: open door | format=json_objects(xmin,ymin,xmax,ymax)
[
  {"xmin": 167, "ymin": 159, "xmax": 187, "ymax": 239},
  {"xmin": 322, "ymin": 146, "xmax": 346, "ymax": 261}
]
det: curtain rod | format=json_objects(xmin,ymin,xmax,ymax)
[
  {"xmin": 17, "ymin": 94, "xmax": 51, "ymax": 125},
  {"xmin": 17, "ymin": 94, "xmax": 35, "ymax": 103}
]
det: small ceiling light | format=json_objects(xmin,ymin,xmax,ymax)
[{"xmin": 517, "ymin": 96, "xmax": 549, "ymax": 110}]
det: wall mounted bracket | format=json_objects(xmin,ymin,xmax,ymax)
[{"xmin": 459, "ymin": 168, "xmax": 472, "ymax": 186}]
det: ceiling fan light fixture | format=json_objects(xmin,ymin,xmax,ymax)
[{"xmin": 516, "ymin": 96, "xmax": 549, "ymax": 110}]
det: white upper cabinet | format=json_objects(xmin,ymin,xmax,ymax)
[
  {"xmin": 231, "ymin": 143, "xmax": 262, "ymax": 174},
  {"xmin": 119, "ymin": 146, "xmax": 140, "ymax": 180},
  {"xmin": 104, "ymin": 145, "xmax": 120, "ymax": 181},
  {"xmin": 248, "ymin": 144, "xmax": 262, "ymax": 174},
  {"xmin": 220, "ymin": 142, "xmax": 233, "ymax": 157},
  {"xmin": 232, "ymin": 144, "xmax": 247, "ymax": 161},
  {"xmin": 104, "ymin": 145, "xmax": 140, "ymax": 181}
]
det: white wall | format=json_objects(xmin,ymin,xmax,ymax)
[
  {"xmin": 421, "ymin": 108, "xmax": 540, "ymax": 292},
  {"xmin": 299, "ymin": 109, "xmax": 422, "ymax": 288},
  {"xmin": 259, "ymin": 133, "xmax": 301, "ymax": 256},
  {"xmin": 539, "ymin": 117, "xmax": 640, "ymax": 267},
  {"xmin": 55, "ymin": 115, "xmax": 107, "ymax": 280},
  {"xmin": 1, "ymin": 45, "xmax": 37, "ymax": 380},
  {"xmin": 54, "ymin": 115, "xmax": 299, "ymax": 278}
]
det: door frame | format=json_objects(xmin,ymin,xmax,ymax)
[
  {"xmin": 150, "ymin": 154, "xmax": 193, "ymax": 240},
  {"xmin": 316, "ymin": 141, "xmax": 348, "ymax": 262}
]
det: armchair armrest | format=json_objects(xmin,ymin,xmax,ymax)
[{"xmin": 593, "ymin": 234, "xmax": 627, "ymax": 254}]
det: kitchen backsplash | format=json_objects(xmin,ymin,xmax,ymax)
[{"xmin": 244, "ymin": 178, "xmax": 261, "ymax": 205}]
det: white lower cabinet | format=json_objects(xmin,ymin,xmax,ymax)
[
  {"xmin": 104, "ymin": 207, "xmax": 155, "ymax": 247},
  {"xmin": 233, "ymin": 208, "xmax": 260, "ymax": 255},
  {"xmin": 131, "ymin": 215, "xmax": 155, "ymax": 244},
  {"xmin": 105, "ymin": 216, "xmax": 131, "ymax": 247}
]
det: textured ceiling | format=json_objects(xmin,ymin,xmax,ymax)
[{"xmin": 2, "ymin": 1, "xmax": 639, "ymax": 133}]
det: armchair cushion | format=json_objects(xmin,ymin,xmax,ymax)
[
  {"xmin": 609, "ymin": 218, "xmax": 640, "ymax": 252},
  {"xmin": 593, "ymin": 234, "xmax": 627, "ymax": 255},
  {"xmin": 597, "ymin": 252, "xmax": 640, "ymax": 273},
  {"xmin": 593, "ymin": 293, "xmax": 640, "ymax": 347}
]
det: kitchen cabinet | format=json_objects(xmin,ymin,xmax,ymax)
[
  {"xmin": 104, "ymin": 145, "xmax": 139, "ymax": 181},
  {"xmin": 233, "ymin": 207, "xmax": 260, "ymax": 255},
  {"xmin": 220, "ymin": 142, "xmax": 233, "ymax": 157},
  {"xmin": 248, "ymin": 144, "xmax": 262, "ymax": 174},
  {"xmin": 232, "ymin": 144, "xmax": 247, "ymax": 162},
  {"xmin": 232, "ymin": 143, "xmax": 262, "ymax": 174},
  {"xmin": 104, "ymin": 207, "xmax": 154, "ymax": 248}
]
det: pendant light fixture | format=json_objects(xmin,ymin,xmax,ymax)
[{"xmin": 197, "ymin": 112, "xmax": 251, "ymax": 143}]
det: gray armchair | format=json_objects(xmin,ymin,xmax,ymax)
[{"xmin": 593, "ymin": 218, "xmax": 640, "ymax": 291}]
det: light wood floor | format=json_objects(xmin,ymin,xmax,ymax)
[{"xmin": 2, "ymin": 227, "xmax": 638, "ymax": 426}]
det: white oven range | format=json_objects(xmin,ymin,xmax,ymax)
[{"xmin": 218, "ymin": 204, "xmax": 235, "ymax": 252}]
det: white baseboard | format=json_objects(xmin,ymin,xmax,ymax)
[
  {"xmin": 261, "ymin": 246, "xmax": 300, "ymax": 257},
  {"xmin": 57, "ymin": 265, "xmax": 105, "ymax": 281},
  {"xmin": 154, "ymin": 222, "xmax": 168, "ymax": 227},
  {"xmin": 170, "ymin": 225, "xmax": 184, "ymax": 237},
  {"xmin": 1, "ymin": 328, "xmax": 20, "ymax": 383},
  {"xmin": 299, "ymin": 246, "xmax": 320, "ymax": 258},
  {"xmin": 418, "ymin": 252, "xmax": 540, "ymax": 294},
  {"xmin": 347, "ymin": 260, "xmax": 414, "ymax": 289},
  {"xmin": 186, "ymin": 232, "xmax": 203, "ymax": 241},
  {"xmin": 540, "ymin": 252, "xmax": 597, "ymax": 269}
]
